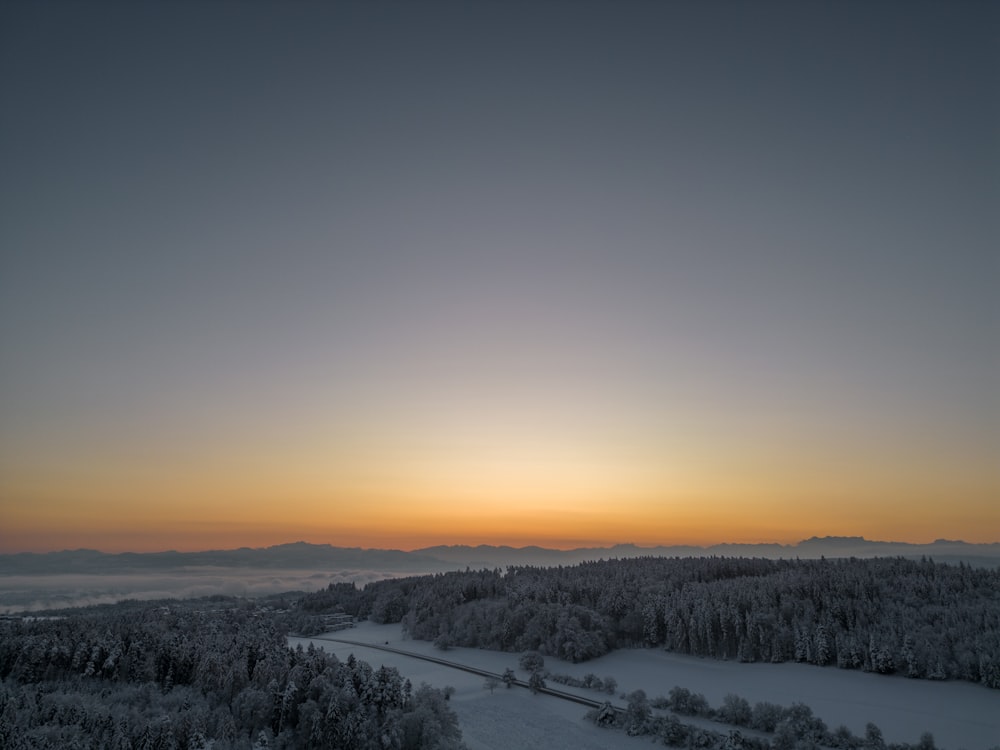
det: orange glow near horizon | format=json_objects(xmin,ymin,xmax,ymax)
[
  {"xmin": 3, "ymin": 392, "xmax": 997, "ymax": 555},
  {"xmin": 3, "ymin": 442, "xmax": 997, "ymax": 553},
  {"xmin": 3, "ymin": 389, "xmax": 998, "ymax": 554},
  {"xmin": 3, "ymin": 384, "xmax": 999, "ymax": 554}
]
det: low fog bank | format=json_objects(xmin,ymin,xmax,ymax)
[
  {"xmin": 0, "ymin": 568, "xmax": 429, "ymax": 613},
  {"xmin": 4, "ymin": 538, "xmax": 998, "ymax": 579},
  {"xmin": 3, "ymin": 536, "xmax": 997, "ymax": 613}
]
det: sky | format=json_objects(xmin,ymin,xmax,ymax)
[{"xmin": 1, "ymin": 0, "xmax": 997, "ymax": 554}]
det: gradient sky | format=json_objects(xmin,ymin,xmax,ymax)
[{"xmin": 1, "ymin": 0, "xmax": 997, "ymax": 553}]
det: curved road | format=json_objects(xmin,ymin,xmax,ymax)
[{"xmin": 310, "ymin": 634, "xmax": 624, "ymax": 714}]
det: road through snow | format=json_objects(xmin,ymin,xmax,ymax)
[{"xmin": 291, "ymin": 622, "xmax": 1000, "ymax": 749}]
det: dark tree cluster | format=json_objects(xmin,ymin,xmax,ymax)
[
  {"xmin": 0, "ymin": 602, "xmax": 465, "ymax": 749},
  {"xmin": 297, "ymin": 556, "xmax": 1000, "ymax": 686},
  {"xmin": 588, "ymin": 686, "xmax": 959, "ymax": 750},
  {"xmin": 545, "ymin": 671, "xmax": 618, "ymax": 695},
  {"xmin": 298, "ymin": 583, "xmax": 368, "ymax": 618}
]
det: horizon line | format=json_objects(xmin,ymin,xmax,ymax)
[{"xmin": 3, "ymin": 535, "xmax": 996, "ymax": 557}]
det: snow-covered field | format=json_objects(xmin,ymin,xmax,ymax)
[
  {"xmin": 290, "ymin": 625, "xmax": 655, "ymax": 750},
  {"xmin": 290, "ymin": 623, "xmax": 1000, "ymax": 750}
]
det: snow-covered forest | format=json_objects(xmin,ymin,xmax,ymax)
[
  {"xmin": 295, "ymin": 557, "xmax": 1000, "ymax": 688},
  {"xmin": 2, "ymin": 556, "xmax": 997, "ymax": 749},
  {"xmin": 0, "ymin": 601, "xmax": 465, "ymax": 749}
]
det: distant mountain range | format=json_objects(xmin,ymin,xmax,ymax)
[
  {"xmin": 3, "ymin": 536, "xmax": 999, "ymax": 576},
  {"xmin": 413, "ymin": 536, "xmax": 1000, "ymax": 569},
  {"xmin": 0, "ymin": 543, "xmax": 446, "ymax": 575}
]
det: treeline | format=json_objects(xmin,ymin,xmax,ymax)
[
  {"xmin": 0, "ymin": 602, "xmax": 466, "ymax": 749},
  {"xmin": 590, "ymin": 686, "xmax": 953, "ymax": 750},
  {"xmin": 296, "ymin": 556, "xmax": 1000, "ymax": 687}
]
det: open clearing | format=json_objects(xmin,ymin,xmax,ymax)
[{"xmin": 290, "ymin": 622, "xmax": 1000, "ymax": 749}]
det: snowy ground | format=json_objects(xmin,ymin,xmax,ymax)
[
  {"xmin": 289, "ymin": 627, "xmax": 655, "ymax": 750},
  {"xmin": 290, "ymin": 623, "xmax": 1000, "ymax": 750}
]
